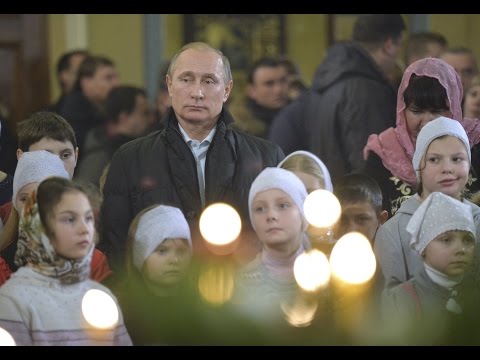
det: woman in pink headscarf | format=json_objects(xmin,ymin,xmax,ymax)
[{"xmin": 363, "ymin": 57, "xmax": 480, "ymax": 217}]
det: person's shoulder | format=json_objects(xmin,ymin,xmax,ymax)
[
  {"xmin": 232, "ymin": 129, "xmax": 281, "ymax": 151},
  {"xmin": 113, "ymin": 129, "xmax": 164, "ymax": 158}
]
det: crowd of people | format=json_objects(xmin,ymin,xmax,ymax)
[{"xmin": 1, "ymin": 14, "xmax": 480, "ymax": 345}]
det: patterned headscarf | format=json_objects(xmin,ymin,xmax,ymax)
[
  {"xmin": 15, "ymin": 189, "xmax": 93, "ymax": 284},
  {"xmin": 364, "ymin": 58, "xmax": 480, "ymax": 186}
]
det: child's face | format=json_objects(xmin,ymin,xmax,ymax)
[
  {"xmin": 404, "ymin": 106, "xmax": 452, "ymax": 142},
  {"xmin": 15, "ymin": 182, "xmax": 37, "ymax": 214},
  {"xmin": 424, "ymin": 230, "xmax": 475, "ymax": 277},
  {"xmin": 420, "ymin": 136, "xmax": 470, "ymax": 200},
  {"xmin": 251, "ymin": 189, "xmax": 304, "ymax": 249},
  {"xmin": 464, "ymin": 84, "xmax": 480, "ymax": 118},
  {"xmin": 333, "ymin": 201, "xmax": 384, "ymax": 242},
  {"xmin": 47, "ymin": 191, "xmax": 95, "ymax": 259},
  {"xmin": 292, "ymin": 170, "xmax": 324, "ymax": 194},
  {"xmin": 21, "ymin": 138, "xmax": 78, "ymax": 178},
  {"xmin": 143, "ymin": 238, "xmax": 191, "ymax": 287}
]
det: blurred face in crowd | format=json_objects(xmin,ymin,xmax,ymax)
[
  {"xmin": 333, "ymin": 201, "xmax": 387, "ymax": 242},
  {"xmin": 121, "ymin": 94, "xmax": 151, "ymax": 137},
  {"xmin": 441, "ymin": 52, "xmax": 479, "ymax": 92},
  {"xmin": 142, "ymin": 238, "xmax": 192, "ymax": 288},
  {"xmin": 247, "ymin": 65, "xmax": 289, "ymax": 110},
  {"xmin": 61, "ymin": 53, "xmax": 87, "ymax": 93},
  {"xmin": 464, "ymin": 82, "xmax": 480, "ymax": 119},
  {"xmin": 404, "ymin": 107, "xmax": 452, "ymax": 142},
  {"xmin": 83, "ymin": 65, "xmax": 120, "ymax": 104},
  {"xmin": 166, "ymin": 48, "xmax": 232, "ymax": 129}
]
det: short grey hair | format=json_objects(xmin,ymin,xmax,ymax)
[{"xmin": 167, "ymin": 42, "xmax": 233, "ymax": 83}]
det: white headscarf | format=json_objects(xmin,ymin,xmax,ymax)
[
  {"xmin": 277, "ymin": 150, "xmax": 333, "ymax": 192},
  {"xmin": 12, "ymin": 150, "xmax": 69, "ymax": 211},
  {"xmin": 133, "ymin": 205, "xmax": 192, "ymax": 271},
  {"xmin": 248, "ymin": 167, "xmax": 308, "ymax": 232},
  {"xmin": 412, "ymin": 116, "xmax": 471, "ymax": 183},
  {"xmin": 406, "ymin": 192, "xmax": 475, "ymax": 255}
]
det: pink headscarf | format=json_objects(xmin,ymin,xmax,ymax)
[{"xmin": 363, "ymin": 57, "xmax": 480, "ymax": 186}]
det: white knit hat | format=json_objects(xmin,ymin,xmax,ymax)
[
  {"xmin": 412, "ymin": 116, "xmax": 471, "ymax": 183},
  {"xmin": 248, "ymin": 167, "xmax": 308, "ymax": 231},
  {"xmin": 406, "ymin": 192, "xmax": 475, "ymax": 255},
  {"xmin": 133, "ymin": 204, "xmax": 192, "ymax": 271},
  {"xmin": 277, "ymin": 150, "xmax": 334, "ymax": 192},
  {"xmin": 12, "ymin": 150, "xmax": 69, "ymax": 211}
]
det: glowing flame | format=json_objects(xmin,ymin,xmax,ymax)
[
  {"xmin": 294, "ymin": 249, "xmax": 331, "ymax": 292},
  {"xmin": 199, "ymin": 203, "xmax": 242, "ymax": 246},
  {"xmin": 329, "ymin": 232, "xmax": 376, "ymax": 284},
  {"xmin": 303, "ymin": 189, "xmax": 341, "ymax": 228},
  {"xmin": 82, "ymin": 289, "xmax": 119, "ymax": 329},
  {"xmin": 0, "ymin": 327, "xmax": 16, "ymax": 346}
]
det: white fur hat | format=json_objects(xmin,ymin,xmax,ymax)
[
  {"xmin": 406, "ymin": 192, "xmax": 475, "ymax": 255},
  {"xmin": 132, "ymin": 204, "xmax": 192, "ymax": 271},
  {"xmin": 412, "ymin": 116, "xmax": 471, "ymax": 183},
  {"xmin": 277, "ymin": 150, "xmax": 333, "ymax": 192},
  {"xmin": 12, "ymin": 150, "xmax": 69, "ymax": 211},
  {"xmin": 248, "ymin": 167, "xmax": 308, "ymax": 231}
]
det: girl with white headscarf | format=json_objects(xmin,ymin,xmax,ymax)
[{"xmin": 382, "ymin": 191, "xmax": 480, "ymax": 345}]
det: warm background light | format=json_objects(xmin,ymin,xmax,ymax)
[
  {"xmin": 294, "ymin": 249, "xmax": 331, "ymax": 292},
  {"xmin": 303, "ymin": 189, "xmax": 341, "ymax": 228},
  {"xmin": 329, "ymin": 232, "xmax": 376, "ymax": 284},
  {"xmin": 198, "ymin": 264, "xmax": 235, "ymax": 306},
  {"xmin": 199, "ymin": 203, "xmax": 242, "ymax": 246},
  {"xmin": 0, "ymin": 327, "xmax": 16, "ymax": 346},
  {"xmin": 82, "ymin": 289, "xmax": 119, "ymax": 329}
]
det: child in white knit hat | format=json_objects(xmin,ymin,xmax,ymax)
[
  {"xmin": 116, "ymin": 204, "xmax": 194, "ymax": 345},
  {"xmin": 278, "ymin": 150, "xmax": 335, "ymax": 250},
  {"xmin": 375, "ymin": 116, "xmax": 480, "ymax": 289},
  {"xmin": 382, "ymin": 191, "xmax": 480, "ymax": 344},
  {"xmin": 233, "ymin": 167, "xmax": 310, "ymax": 328}
]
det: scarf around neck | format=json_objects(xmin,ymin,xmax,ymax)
[{"xmin": 14, "ymin": 190, "xmax": 93, "ymax": 284}]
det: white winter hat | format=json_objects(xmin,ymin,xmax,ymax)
[
  {"xmin": 277, "ymin": 150, "xmax": 334, "ymax": 192},
  {"xmin": 248, "ymin": 167, "xmax": 308, "ymax": 231},
  {"xmin": 412, "ymin": 116, "xmax": 470, "ymax": 183},
  {"xmin": 406, "ymin": 192, "xmax": 475, "ymax": 255},
  {"xmin": 12, "ymin": 150, "xmax": 69, "ymax": 211},
  {"xmin": 132, "ymin": 204, "xmax": 192, "ymax": 270}
]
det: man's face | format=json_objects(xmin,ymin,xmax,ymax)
[
  {"xmin": 122, "ymin": 94, "xmax": 151, "ymax": 137},
  {"xmin": 83, "ymin": 65, "xmax": 120, "ymax": 104},
  {"xmin": 60, "ymin": 53, "xmax": 87, "ymax": 93},
  {"xmin": 441, "ymin": 53, "xmax": 479, "ymax": 91},
  {"xmin": 166, "ymin": 48, "xmax": 232, "ymax": 127},
  {"xmin": 247, "ymin": 66, "xmax": 289, "ymax": 110}
]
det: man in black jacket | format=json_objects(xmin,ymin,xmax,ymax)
[
  {"xmin": 100, "ymin": 42, "xmax": 284, "ymax": 274},
  {"xmin": 269, "ymin": 14, "xmax": 406, "ymax": 180}
]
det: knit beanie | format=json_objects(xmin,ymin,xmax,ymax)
[
  {"xmin": 133, "ymin": 204, "xmax": 192, "ymax": 270},
  {"xmin": 248, "ymin": 167, "xmax": 308, "ymax": 231},
  {"xmin": 413, "ymin": 116, "xmax": 470, "ymax": 183},
  {"xmin": 12, "ymin": 150, "xmax": 69, "ymax": 211},
  {"xmin": 406, "ymin": 191, "xmax": 475, "ymax": 255},
  {"xmin": 277, "ymin": 150, "xmax": 333, "ymax": 192}
]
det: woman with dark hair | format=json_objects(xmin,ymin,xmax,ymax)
[{"xmin": 363, "ymin": 57, "xmax": 480, "ymax": 217}]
